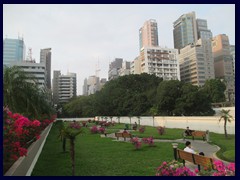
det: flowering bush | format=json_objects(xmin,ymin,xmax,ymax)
[
  {"xmin": 3, "ymin": 107, "xmax": 54, "ymax": 161},
  {"xmin": 98, "ymin": 127, "xmax": 105, "ymax": 134},
  {"xmin": 142, "ymin": 136, "xmax": 154, "ymax": 146},
  {"xmin": 130, "ymin": 137, "xmax": 142, "ymax": 149},
  {"xmin": 195, "ymin": 160, "xmax": 235, "ymax": 176},
  {"xmin": 156, "ymin": 160, "xmax": 196, "ymax": 176},
  {"xmin": 90, "ymin": 126, "xmax": 98, "ymax": 133},
  {"xmin": 139, "ymin": 126, "xmax": 145, "ymax": 133},
  {"xmin": 157, "ymin": 126, "xmax": 165, "ymax": 135}
]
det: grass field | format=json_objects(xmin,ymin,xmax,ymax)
[{"xmin": 31, "ymin": 121, "xmax": 235, "ymax": 176}]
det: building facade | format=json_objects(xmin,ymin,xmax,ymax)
[
  {"xmin": 139, "ymin": 19, "xmax": 159, "ymax": 50},
  {"xmin": 118, "ymin": 61, "xmax": 131, "ymax": 77},
  {"xmin": 40, "ymin": 48, "xmax": 52, "ymax": 89},
  {"xmin": 10, "ymin": 60, "xmax": 46, "ymax": 89},
  {"xmin": 3, "ymin": 37, "xmax": 25, "ymax": 67},
  {"xmin": 82, "ymin": 76, "xmax": 107, "ymax": 96},
  {"xmin": 52, "ymin": 71, "xmax": 77, "ymax": 104},
  {"xmin": 108, "ymin": 58, "xmax": 123, "ymax": 80},
  {"xmin": 178, "ymin": 39, "xmax": 215, "ymax": 86},
  {"xmin": 130, "ymin": 56, "xmax": 141, "ymax": 75},
  {"xmin": 212, "ymin": 34, "xmax": 235, "ymax": 102},
  {"xmin": 139, "ymin": 46, "xmax": 180, "ymax": 80}
]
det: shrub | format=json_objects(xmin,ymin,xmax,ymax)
[
  {"xmin": 98, "ymin": 127, "xmax": 105, "ymax": 134},
  {"xmin": 142, "ymin": 136, "xmax": 154, "ymax": 146},
  {"xmin": 156, "ymin": 160, "xmax": 196, "ymax": 176},
  {"xmin": 90, "ymin": 126, "xmax": 98, "ymax": 134},
  {"xmin": 139, "ymin": 126, "xmax": 145, "ymax": 133},
  {"xmin": 157, "ymin": 126, "xmax": 165, "ymax": 135},
  {"xmin": 130, "ymin": 137, "xmax": 142, "ymax": 149}
]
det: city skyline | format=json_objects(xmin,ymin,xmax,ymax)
[{"xmin": 3, "ymin": 4, "xmax": 235, "ymax": 95}]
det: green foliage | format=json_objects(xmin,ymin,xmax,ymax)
[
  {"xmin": 63, "ymin": 74, "xmax": 217, "ymax": 117},
  {"xmin": 3, "ymin": 66, "xmax": 54, "ymax": 118},
  {"xmin": 202, "ymin": 79, "xmax": 226, "ymax": 103}
]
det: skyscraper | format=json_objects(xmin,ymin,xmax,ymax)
[
  {"xmin": 40, "ymin": 48, "xmax": 51, "ymax": 89},
  {"xmin": 3, "ymin": 37, "xmax": 25, "ymax": 67},
  {"xmin": 108, "ymin": 58, "xmax": 123, "ymax": 80},
  {"xmin": 139, "ymin": 19, "xmax": 159, "ymax": 50},
  {"xmin": 52, "ymin": 71, "xmax": 77, "ymax": 104},
  {"xmin": 212, "ymin": 34, "xmax": 235, "ymax": 102}
]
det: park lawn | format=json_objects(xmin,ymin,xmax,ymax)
[
  {"xmin": 31, "ymin": 122, "xmax": 184, "ymax": 176},
  {"xmin": 209, "ymin": 132, "xmax": 235, "ymax": 162}
]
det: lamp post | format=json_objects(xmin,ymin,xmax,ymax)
[{"xmin": 172, "ymin": 143, "xmax": 178, "ymax": 160}]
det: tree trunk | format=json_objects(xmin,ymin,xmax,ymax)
[
  {"xmin": 70, "ymin": 138, "xmax": 75, "ymax": 176},
  {"xmin": 224, "ymin": 120, "xmax": 228, "ymax": 138}
]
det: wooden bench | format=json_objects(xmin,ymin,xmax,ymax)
[
  {"xmin": 177, "ymin": 149, "xmax": 215, "ymax": 171},
  {"xmin": 115, "ymin": 132, "xmax": 132, "ymax": 141},
  {"xmin": 191, "ymin": 131, "xmax": 207, "ymax": 141}
]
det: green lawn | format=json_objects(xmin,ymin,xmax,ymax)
[{"xmin": 31, "ymin": 121, "xmax": 235, "ymax": 176}]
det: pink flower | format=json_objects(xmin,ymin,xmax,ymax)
[{"xmin": 32, "ymin": 120, "xmax": 41, "ymax": 126}]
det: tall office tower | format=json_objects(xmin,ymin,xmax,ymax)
[
  {"xmin": 139, "ymin": 46, "xmax": 180, "ymax": 80},
  {"xmin": 173, "ymin": 12, "xmax": 198, "ymax": 50},
  {"xmin": 196, "ymin": 19, "xmax": 213, "ymax": 40},
  {"xmin": 40, "ymin": 48, "xmax": 52, "ymax": 89},
  {"xmin": 139, "ymin": 19, "xmax": 159, "ymax": 50},
  {"xmin": 178, "ymin": 39, "xmax": 215, "ymax": 86},
  {"xmin": 108, "ymin": 58, "xmax": 123, "ymax": 80},
  {"xmin": 3, "ymin": 37, "xmax": 26, "ymax": 67},
  {"xmin": 212, "ymin": 34, "xmax": 235, "ymax": 102},
  {"xmin": 52, "ymin": 71, "xmax": 77, "ymax": 105}
]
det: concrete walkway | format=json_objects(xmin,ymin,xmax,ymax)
[{"xmin": 101, "ymin": 131, "xmax": 230, "ymax": 170}]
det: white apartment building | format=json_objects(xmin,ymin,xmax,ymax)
[
  {"xmin": 139, "ymin": 46, "xmax": 180, "ymax": 80},
  {"xmin": 52, "ymin": 71, "xmax": 77, "ymax": 104},
  {"xmin": 10, "ymin": 60, "xmax": 46, "ymax": 89}
]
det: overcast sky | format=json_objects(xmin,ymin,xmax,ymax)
[{"xmin": 3, "ymin": 4, "xmax": 235, "ymax": 95}]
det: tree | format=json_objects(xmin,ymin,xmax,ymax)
[
  {"xmin": 219, "ymin": 109, "xmax": 234, "ymax": 138},
  {"xmin": 202, "ymin": 79, "xmax": 226, "ymax": 103},
  {"xmin": 3, "ymin": 66, "xmax": 54, "ymax": 118},
  {"xmin": 61, "ymin": 121, "xmax": 82, "ymax": 176}
]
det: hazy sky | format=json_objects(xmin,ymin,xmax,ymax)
[{"xmin": 3, "ymin": 4, "xmax": 235, "ymax": 95}]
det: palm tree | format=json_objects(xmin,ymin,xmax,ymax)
[
  {"xmin": 219, "ymin": 109, "xmax": 234, "ymax": 138},
  {"xmin": 3, "ymin": 66, "xmax": 54, "ymax": 118}
]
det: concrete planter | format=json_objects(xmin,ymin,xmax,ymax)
[{"xmin": 4, "ymin": 123, "xmax": 53, "ymax": 176}]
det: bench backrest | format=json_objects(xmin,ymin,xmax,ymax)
[
  {"xmin": 192, "ymin": 131, "xmax": 206, "ymax": 137},
  {"xmin": 115, "ymin": 132, "xmax": 123, "ymax": 137},
  {"xmin": 193, "ymin": 154, "xmax": 214, "ymax": 169},
  {"xmin": 177, "ymin": 149, "xmax": 195, "ymax": 163},
  {"xmin": 177, "ymin": 149, "xmax": 215, "ymax": 170},
  {"xmin": 122, "ymin": 133, "xmax": 132, "ymax": 138}
]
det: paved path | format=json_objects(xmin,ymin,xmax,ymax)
[{"xmin": 101, "ymin": 131, "xmax": 230, "ymax": 170}]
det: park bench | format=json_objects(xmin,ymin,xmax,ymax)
[
  {"xmin": 191, "ymin": 131, "xmax": 207, "ymax": 141},
  {"xmin": 177, "ymin": 149, "xmax": 215, "ymax": 171},
  {"xmin": 115, "ymin": 132, "xmax": 132, "ymax": 141}
]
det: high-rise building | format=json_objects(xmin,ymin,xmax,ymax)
[
  {"xmin": 212, "ymin": 34, "xmax": 235, "ymax": 102},
  {"xmin": 139, "ymin": 19, "xmax": 159, "ymax": 50},
  {"xmin": 173, "ymin": 12, "xmax": 212, "ymax": 50},
  {"xmin": 3, "ymin": 37, "xmax": 25, "ymax": 67},
  {"xmin": 173, "ymin": 12, "xmax": 198, "ymax": 50},
  {"xmin": 178, "ymin": 39, "xmax": 215, "ymax": 86},
  {"xmin": 230, "ymin": 45, "xmax": 235, "ymax": 77},
  {"xmin": 40, "ymin": 48, "xmax": 51, "ymax": 89},
  {"xmin": 82, "ymin": 76, "xmax": 107, "ymax": 96},
  {"xmin": 139, "ymin": 46, "xmax": 180, "ymax": 80},
  {"xmin": 118, "ymin": 61, "xmax": 131, "ymax": 77},
  {"xmin": 52, "ymin": 71, "xmax": 77, "ymax": 104},
  {"xmin": 10, "ymin": 61, "xmax": 46, "ymax": 89},
  {"xmin": 130, "ymin": 56, "xmax": 141, "ymax": 75},
  {"xmin": 108, "ymin": 58, "xmax": 123, "ymax": 80}
]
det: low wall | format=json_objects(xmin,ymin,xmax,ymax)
[
  {"xmin": 60, "ymin": 115, "xmax": 234, "ymax": 135},
  {"xmin": 4, "ymin": 123, "xmax": 53, "ymax": 176}
]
